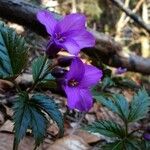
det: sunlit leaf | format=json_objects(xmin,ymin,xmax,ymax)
[
  {"xmin": 84, "ymin": 120, "xmax": 125, "ymax": 138},
  {"xmin": 31, "ymin": 94, "xmax": 64, "ymax": 136},
  {"xmin": 128, "ymin": 89, "xmax": 150, "ymax": 122},
  {"xmin": 102, "ymin": 140, "xmax": 124, "ymax": 150},
  {"xmin": 0, "ymin": 23, "xmax": 28, "ymax": 79},
  {"xmin": 95, "ymin": 94, "xmax": 129, "ymax": 121},
  {"xmin": 32, "ymin": 56, "xmax": 52, "ymax": 82}
]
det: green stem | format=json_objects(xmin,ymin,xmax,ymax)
[
  {"xmin": 33, "ymin": 145, "xmax": 38, "ymax": 150},
  {"xmin": 13, "ymin": 137, "xmax": 19, "ymax": 150},
  {"xmin": 125, "ymin": 120, "xmax": 128, "ymax": 137},
  {"xmin": 70, "ymin": 112, "xmax": 86, "ymax": 135}
]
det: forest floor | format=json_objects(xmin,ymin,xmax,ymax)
[{"xmin": 0, "ymin": 23, "xmax": 149, "ymax": 150}]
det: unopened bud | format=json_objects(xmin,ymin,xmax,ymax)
[
  {"xmin": 115, "ymin": 67, "xmax": 127, "ymax": 74},
  {"xmin": 46, "ymin": 41, "xmax": 61, "ymax": 58},
  {"xmin": 51, "ymin": 67, "xmax": 67, "ymax": 78},
  {"xmin": 57, "ymin": 56, "xmax": 74, "ymax": 67},
  {"xmin": 143, "ymin": 133, "xmax": 150, "ymax": 141}
]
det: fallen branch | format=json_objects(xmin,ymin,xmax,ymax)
[
  {"xmin": 110, "ymin": 0, "xmax": 150, "ymax": 33},
  {"xmin": 0, "ymin": 0, "xmax": 150, "ymax": 74},
  {"xmin": 122, "ymin": 0, "xmax": 145, "ymax": 28}
]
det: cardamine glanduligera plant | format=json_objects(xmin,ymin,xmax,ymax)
[
  {"xmin": 0, "ymin": 10, "xmax": 102, "ymax": 150},
  {"xmin": 37, "ymin": 10, "xmax": 103, "ymax": 111},
  {"xmin": 0, "ymin": 9, "xmax": 149, "ymax": 150}
]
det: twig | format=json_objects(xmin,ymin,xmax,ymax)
[
  {"xmin": 115, "ymin": 0, "xmax": 130, "ymax": 40},
  {"xmin": 122, "ymin": 0, "xmax": 145, "ymax": 28},
  {"xmin": 110, "ymin": 0, "xmax": 150, "ymax": 33},
  {"xmin": 70, "ymin": 112, "xmax": 86, "ymax": 135}
]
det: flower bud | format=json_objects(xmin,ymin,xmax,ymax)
[
  {"xmin": 57, "ymin": 56, "xmax": 74, "ymax": 67},
  {"xmin": 115, "ymin": 67, "xmax": 127, "ymax": 74},
  {"xmin": 51, "ymin": 67, "xmax": 67, "ymax": 78},
  {"xmin": 143, "ymin": 133, "xmax": 150, "ymax": 141},
  {"xmin": 46, "ymin": 41, "xmax": 61, "ymax": 58}
]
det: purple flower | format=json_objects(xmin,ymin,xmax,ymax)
[
  {"xmin": 115, "ymin": 67, "xmax": 127, "ymax": 74},
  {"xmin": 143, "ymin": 133, "xmax": 150, "ymax": 141},
  {"xmin": 62, "ymin": 57, "xmax": 103, "ymax": 112},
  {"xmin": 37, "ymin": 11, "xmax": 95, "ymax": 56}
]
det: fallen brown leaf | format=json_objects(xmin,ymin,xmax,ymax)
[
  {"xmin": 74, "ymin": 130, "xmax": 101, "ymax": 144},
  {"xmin": 47, "ymin": 135, "xmax": 90, "ymax": 150}
]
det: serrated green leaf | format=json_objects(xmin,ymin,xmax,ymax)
[
  {"xmin": 95, "ymin": 95, "xmax": 118, "ymax": 113},
  {"xmin": 28, "ymin": 106, "xmax": 47, "ymax": 145},
  {"xmin": 103, "ymin": 138, "xmax": 141, "ymax": 150},
  {"xmin": 0, "ymin": 23, "xmax": 28, "ymax": 79},
  {"xmin": 38, "ymin": 80, "xmax": 57, "ymax": 89},
  {"xmin": 113, "ymin": 77, "xmax": 139, "ymax": 90},
  {"xmin": 113, "ymin": 94, "xmax": 129, "ymax": 121},
  {"xmin": 13, "ymin": 92, "xmax": 30, "ymax": 144},
  {"xmin": 140, "ymin": 140, "xmax": 150, "ymax": 150},
  {"xmin": 43, "ymin": 73, "xmax": 55, "ymax": 81},
  {"xmin": 128, "ymin": 89, "xmax": 150, "ymax": 122},
  {"xmin": 102, "ymin": 140, "xmax": 124, "ymax": 150},
  {"xmin": 38, "ymin": 73, "xmax": 57, "ymax": 89},
  {"xmin": 31, "ymin": 94, "xmax": 64, "ymax": 136},
  {"xmin": 101, "ymin": 77, "xmax": 115, "ymax": 90},
  {"xmin": 13, "ymin": 92, "xmax": 47, "ymax": 146},
  {"xmin": 84, "ymin": 120, "xmax": 125, "ymax": 138},
  {"xmin": 122, "ymin": 138, "xmax": 141, "ymax": 150},
  {"xmin": 32, "ymin": 56, "xmax": 52, "ymax": 82},
  {"xmin": 95, "ymin": 94, "xmax": 129, "ymax": 121}
]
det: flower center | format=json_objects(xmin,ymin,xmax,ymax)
[
  {"xmin": 55, "ymin": 33, "xmax": 65, "ymax": 42},
  {"xmin": 68, "ymin": 79, "xmax": 79, "ymax": 87}
]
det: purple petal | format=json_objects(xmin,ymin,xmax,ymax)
[
  {"xmin": 63, "ymin": 86, "xmax": 79, "ymax": 109},
  {"xmin": 75, "ymin": 89, "xmax": 93, "ymax": 111},
  {"xmin": 37, "ymin": 11, "xmax": 57, "ymax": 34},
  {"xmin": 55, "ymin": 13, "xmax": 86, "ymax": 34},
  {"xmin": 143, "ymin": 133, "xmax": 150, "ymax": 141},
  {"xmin": 66, "ymin": 57, "xmax": 85, "ymax": 81},
  {"xmin": 80, "ymin": 65, "xmax": 103, "ymax": 88},
  {"xmin": 62, "ymin": 30, "xmax": 95, "ymax": 50},
  {"xmin": 115, "ymin": 67, "xmax": 127, "ymax": 74},
  {"xmin": 63, "ymin": 86, "xmax": 93, "ymax": 112},
  {"xmin": 71, "ymin": 30, "xmax": 95, "ymax": 48},
  {"xmin": 61, "ymin": 38, "xmax": 80, "ymax": 55}
]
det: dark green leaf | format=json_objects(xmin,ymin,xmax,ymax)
[
  {"xmin": 95, "ymin": 94, "xmax": 129, "ymax": 121},
  {"xmin": 102, "ymin": 140, "xmax": 124, "ymax": 150},
  {"xmin": 38, "ymin": 80, "xmax": 57, "ymax": 89},
  {"xmin": 113, "ymin": 77, "xmax": 139, "ymax": 90},
  {"xmin": 31, "ymin": 94, "xmax": 64, "ymax": 136},
  {"xmin": 140, "ymin": 140, "xmax": 150, "ymax": 150},
  {"xmin": 128, "ymin": 89, "xmax": 150, "ymax": 122},
  {"xmin": 113, "ymin": 94, "xmax": 129, "ymax": 120},
  {"xmin": 84, "ymin": 120, "xmax": 125, "ymax": 138},
  {"xmin": 32, "ymin": 56, "xmax": 52, "ymax": 82},
  {"xmin": 13, "ymin": 92, "xmax": 47, "ymax": 146},
  {"xmin": 124, "ymin": 139, "xmax": 141, "ymax": 150},
  {"xmin": 103, "ymin": 138, "xmax": 141, "ymax": 150},
  {"xmin": 101, "ymin": 77, "xmax": 115, "ymax": 90},
  {"xmin": 38, "ymin": 73, "xmax": 57, "ymax": 89},
  {"xmin": 0, "ymin": 23, "xmax": 28, "ymax": 79},
  {"xmin": 95, "ymin": 95, "xmax": 118, "ymax": 113},
  {"xmin": 13, "ymin": 92, "xmax": 30, "ymax": 144},
  {"xmin": 28, "ymin": 106, "xmax": 47, "ymax": 145}
]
